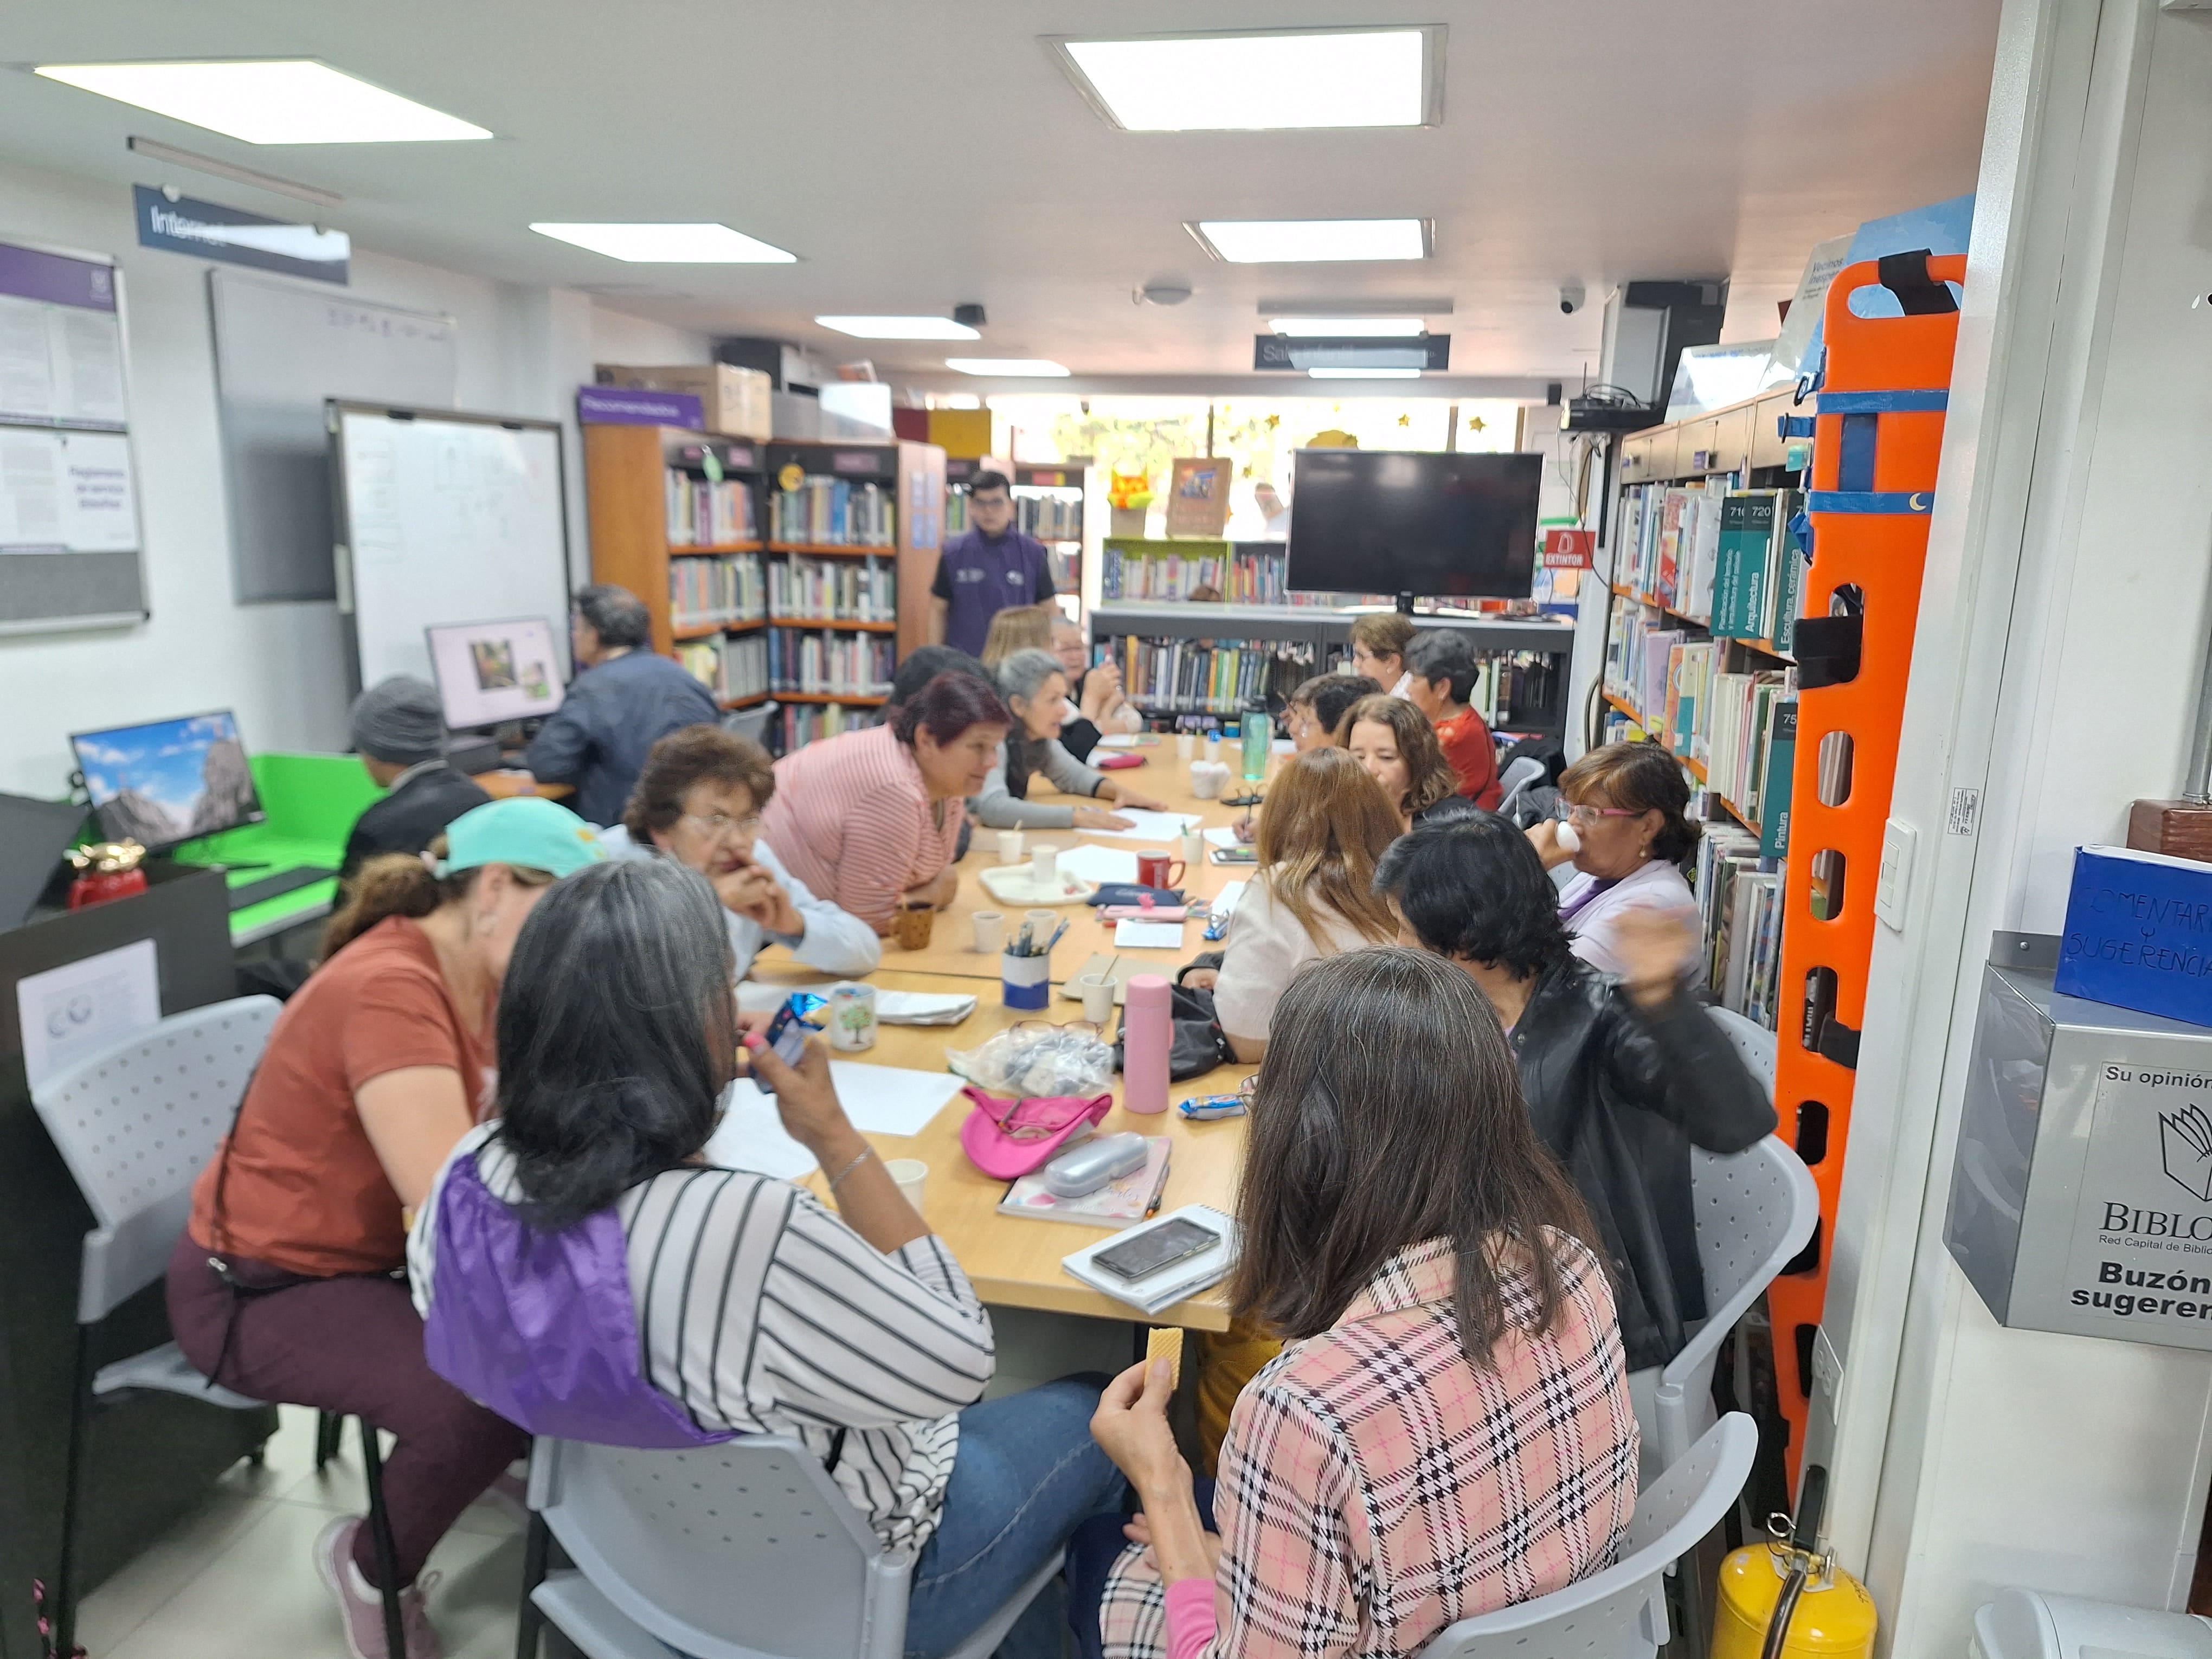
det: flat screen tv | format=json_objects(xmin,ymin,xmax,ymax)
[{"xmin": 1285, "ymin": 449, "xmax": 1542, "ymax": 600}]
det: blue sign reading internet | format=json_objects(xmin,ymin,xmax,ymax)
[{"xmin": 133, "ymin": 185, "xmax": 350, "ymax": 285}]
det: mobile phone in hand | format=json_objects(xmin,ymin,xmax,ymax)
[{"xmin": 755, "ymin": 995, "xmax": 815, "ymax": 1091}]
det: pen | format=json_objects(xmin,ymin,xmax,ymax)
[
  {"xmin": 1015, "ymin": 920, "xmax": 1034, "ymax": 956},
  {"xmin": 1041, "ymin": 919, "xmax": 1070, "ymax": 955}
]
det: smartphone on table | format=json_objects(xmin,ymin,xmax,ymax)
[{"xmin": 1091, "ymin": 1216, "xmax": 1221, "ymax": 1281}]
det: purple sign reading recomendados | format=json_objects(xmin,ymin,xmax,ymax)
[{"xmin": 577, "ymin": 385, "xmax": 703, "ymax": 428}]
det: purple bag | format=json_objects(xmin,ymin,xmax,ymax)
[{"xmin": 421, "ymin": 1150, "xmax": 735, "ymax": 1450}]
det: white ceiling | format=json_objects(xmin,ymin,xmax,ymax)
[{"xmin": 0, "ymin": 0, "xmax": 2001, "ymax": 397}]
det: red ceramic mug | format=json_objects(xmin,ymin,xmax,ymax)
[{"xmin": 1134, "ymin": 852, "xmax": 1186, "ymax": 889}]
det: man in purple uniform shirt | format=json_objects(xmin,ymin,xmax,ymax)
[{"xmin": 928, "ymin": 470, "xmax": 1057, "ymax": 655}]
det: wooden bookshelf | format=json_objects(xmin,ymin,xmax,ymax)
[
  {"xmin": 779, "ymin": 691, "xmax": 886, "ymax": 707},
  {"xmin": 584, "ymin": 425, "xmax": 768, "ymax": 658},
  {"xmin": 763, "ymin": 438, "xmax": 946, "ymax": 666}
]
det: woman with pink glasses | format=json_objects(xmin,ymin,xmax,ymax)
[{"xmin": 1526, "ymin": 743, "xmax": 1702, "ymax": 982}]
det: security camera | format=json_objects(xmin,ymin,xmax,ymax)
[{"xmin": 1559, "ymin": 282, "xmax": 1586, "ymax": 316}]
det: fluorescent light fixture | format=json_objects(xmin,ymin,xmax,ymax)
[
  {"xmin": 1050, "ymin": 27, "xmax": 1441, "ymax": 132},
  {"xmin": 1308, "ymin": 367, "xmax": 1422, "ymax": 380},
  {"xmin": 35, "ymin": 60, "xmax": 490, "ymax": 144},
  {"xmin": 1189, "ymin": 219, "xmax": 1430, "ymax": 264},
  {"xmin": 945, "ymin": 358, "xmax": 1070, "ymax": 377},
  {"xmin": 1270, "ymin": 317, "xmax": 1427, "ymax": 337},
  {"xmin": 530, "ymin": 223, "xmax": 796, "ymax": 263},
  {"xmin": 815, "ymin": 316, "xmax": 980, "ymax": 340}
]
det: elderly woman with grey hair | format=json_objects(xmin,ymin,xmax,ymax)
[{"xmin": 969, "ymin": 648, "xmax": 1167, "ymax": 831}]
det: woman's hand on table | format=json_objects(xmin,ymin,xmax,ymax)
[
  {"xmin": 1073, "ymin": 805, "xmax": 1134, "ymax": 831},
  {"xmin": 1105, "ymin": 783, "xmax": 1168, "ymax": 812},
  {"xmin": 903, "ymin": 866, "xmax": 960, "ymax": 910}
]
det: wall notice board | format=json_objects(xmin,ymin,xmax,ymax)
[
  {"xmin": 329, "ymin": 403, "xmax": 570, "ymax": 696},
  {"xmin": 0, "ymin": 238, "xmax": 146, "ymax": 634}
]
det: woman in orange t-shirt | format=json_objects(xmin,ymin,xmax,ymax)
[
  {"xmin": 166, "ymin": 798, "xmax": 602, "ymax": 1658},
  {"xmin": 1404, "ymin": 628, "xmax": 1503, "ymax": 809}
]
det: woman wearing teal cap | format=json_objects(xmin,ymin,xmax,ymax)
[{"xmin": 166, "ymin": 795, "xmax": 603, "ymax": 1659}]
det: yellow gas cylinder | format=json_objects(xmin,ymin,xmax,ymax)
[{"xmin": 1711, "ymin": 1541, "xmax": 1877, "ymax": 1659}]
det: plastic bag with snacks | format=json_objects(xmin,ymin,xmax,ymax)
[{"xmin": 946, "ymin": 1020, "xmax": 1114, "ymax": 1098}]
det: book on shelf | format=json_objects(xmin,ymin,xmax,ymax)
[
  {"xmin": 777, "ymin": 699, "xmax": 870, "ymax": 751},
  {"xmin": 1761, "ymin": 700, "xmax": 1798, "ymax": 859},
  {"xmin": 766, "ymin": 627, "xmax": 895, "ymax": 698},
  {"xmin": 677, "ymin": 632, "xmax": 769, "ymax": 705},
  {"xmin": 1102, "ymin": 540, "xmax": 1287, "ymax": 605},
  {"xmin": 771, "ymin": 475, "xmax": 894, "ymax": 546},
  {"xmin": 668, "ymin": 552, "xmax": 765, "ymax": 630},
  {"xmin": 1711, "ymin": 488, "xmax": 1803, "ymax": 647},
  {"xmin": 767, "ymin": 552, "xmax": 894, "ymax": 623},
  {"xmin": 665, "ymin": 471, "xmax": 758, "ymax": 547},
  {"xmin": 1013, "ymin": 491, "xmax": 1083, "ymax": 542},
  {"xmin": 1111, "ymin": 635, "xmax": 1321, "ymax": 716}
]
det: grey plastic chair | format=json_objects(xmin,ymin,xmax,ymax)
[
  {"xmin": 1420, "ymin": 1413, "xmax": 1758, "ymax": 1659},
  {"xmin": 1706, "ymin": 1005, "xmax": 1778, "ymax": 1091},
  {"xmin": 31, "ymin": 994, "xmax": 408, "ymax": 1659},
  {"xmin": 524, "ymin": 1434, "xmax": 1063, "ymax": 1659},
  {"xmin": 721, "ymin": 700, "xmax": 779, "ymax": 748}
]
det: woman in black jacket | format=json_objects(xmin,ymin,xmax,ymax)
[{"xmin": 1374, "ymin": 812, "xmax": 1776, "ymax": 1373}]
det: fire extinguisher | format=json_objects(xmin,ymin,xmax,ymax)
[{"xmin": 1711, "ymin": 1465, "xmax": 1877, "ymax": 1659}]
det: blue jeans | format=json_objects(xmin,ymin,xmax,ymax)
[{"xmin": 903, "ymin": 1374, "xmax": 1126, "ymax": 1659}]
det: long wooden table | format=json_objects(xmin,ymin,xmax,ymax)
[{"xmin": 746, "ymin": 741, "xmax": 1278, "ymax": 1330}]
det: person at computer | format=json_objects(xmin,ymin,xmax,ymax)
[
  {"xmin": 522, "ymin": 584, "xmax": 718, "ymax": 827},
  {"xmin": 599, "ymin": 724, "xmax": 879, "ymax": 981},
  {"xmin": 338, "ymin": 676, "xmax": 491, "ymax": 883},
  {"xmin": 164, "ymin": 797, "xmax": 606, "ymax": 1659}
]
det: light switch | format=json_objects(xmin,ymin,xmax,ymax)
[{"xmin": 1875, "ymin": 817, "xmax": 1918, "ymax": 930}]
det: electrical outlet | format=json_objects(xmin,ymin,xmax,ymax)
[{"xmin": 1875, "ymin": 818, "xmax": 1918, "ymax": 931}]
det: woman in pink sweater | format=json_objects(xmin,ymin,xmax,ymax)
[
  {"xmin": 761, "ymin": 672, "xmax": 1009, "ymax": 934},
  {"xmin": 1078, "ymin": 947, "xmax": 1639, "ymax": 1659}
]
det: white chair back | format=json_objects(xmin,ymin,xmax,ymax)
[
  {"xmin": 530, "ymin": 1435, "xmax": 907, "ymax": 1659},
  {"xmin": 1419, "ymin": 1413, "xmax": 1757, "ymax": 1659},
  {"xmin": 31, "ymin": 995, "xmax": 281, "ymax": 1323},
  {"xmin": 1705, "ymin": 1005, "xmax": 1777, "ymax": 1094}
]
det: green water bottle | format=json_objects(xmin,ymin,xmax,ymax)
[{"xmin": 1240, "ymin": 703, "xmax": 1271, "ymax": 782}]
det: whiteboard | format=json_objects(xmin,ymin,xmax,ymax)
[
  {"xmin": 211, "ymin": 268, "xmax": 458, "ymax": 603},
  {"xmin": 330, "ymin": 404, "xmax": 570, "ymax": 699}
]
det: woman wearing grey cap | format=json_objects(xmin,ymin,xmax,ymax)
[{"xmin": 339, "ymin": 677, "xmax": 492, "ymax": 882}]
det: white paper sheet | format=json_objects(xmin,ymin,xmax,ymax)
[
  {"xmin": 17, "ymin": 938, "xmax": 160, "ymax": 1090},
  {"xmin": 1054, "ymin": 844, "xmax": 1139, "ymax": 886},
  {"xmin": 704, "ymin": 1085, "xmax": 818, "ymax": 1180},
  {"xmin": 1077, "ymin": 810, "xmax": 1202, "ymax": 844},
  {"xmin": 1203, "ymin": 825, "xmax": 1255, "ymax": 849},
  {"xmin": 736, "ymin": 1061, "xmax": 960, "ymax": 1138},
  {"xmin": 872, "ymin": 990, "xmax": 977, "ymax": 1025},
  {"xmin": 1114, "ymin": 919, "xmax": 1186, "ymax": 949}
]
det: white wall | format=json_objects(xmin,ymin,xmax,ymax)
[
  {"xmin": 0, "ymin": 154, "xmax": 708, "ymax": 799},
  {"xmin": 1808, "ymin": 2, "xmax": 2212, "ymax": 1652}
]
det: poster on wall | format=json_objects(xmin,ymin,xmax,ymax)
[
  {"xmin": 0, "ymin": 238, "xmax": 148, "ymax": 631},
  {"xmin": 1165, "ymin": 456, "xmax": 1232, "ymax": 538}
]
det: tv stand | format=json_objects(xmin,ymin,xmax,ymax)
[{"xmin": 1395, "ymin": 591, "xmax": 1416, "ymax": 615}]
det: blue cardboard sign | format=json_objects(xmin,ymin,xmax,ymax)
[
  {"xmin": 2056, "ymin": 846, "xmax": 2212, "ymax": 1029},
  {"xmin": 134, "ymin": 185, "xmax": 349, "ymax": 284}
]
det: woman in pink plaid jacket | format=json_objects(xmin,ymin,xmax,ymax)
[{"xmin": 1076, "ymin": 947, "xmax": 1641, "ymax": 1659}]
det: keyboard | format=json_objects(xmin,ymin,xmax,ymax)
[{"xmin": 227, "ymin": 866, "xmax": 337, "ymax": 912}]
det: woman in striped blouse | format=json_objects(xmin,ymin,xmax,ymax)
[
  {"xmin": 1075, "ymin": 948, "xmax": 1640, "ymax": 1659},
  {"xmin": 410, "ymin": 859, "xmax": 1122, "ymax": 1659}
]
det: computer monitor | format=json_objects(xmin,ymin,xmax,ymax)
[
  {"xmin": 70, "ymin": 710, "xmax": 265, "ymax": 851},
  {"xmin": 1285, "ymin": 449, "xmax": 1543, "ymax": 601},
  {"xmin": 426, "ymin": 616, "xmax": 566, "ymax": 731}
]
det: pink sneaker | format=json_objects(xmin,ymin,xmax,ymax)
[{"xmin": 312, "ymin": 1515, "xmax": 445, "ymax": 1659}]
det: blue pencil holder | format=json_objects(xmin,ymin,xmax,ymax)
[{"xmin": 1002, "ymin": 950, "xmax": 1051, "ymax": 1010}]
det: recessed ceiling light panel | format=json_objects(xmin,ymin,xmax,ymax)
[
  {"xmin": 530, "ymin": 223, "xmax": 796, "ymax": 263},
  {"xmin": 1049, "ymin": 27, "xmax": 1441, "ymax": 131},
  {"xmin": 1307, "ymin": 367, "xmax": 1423, "ymax": 380},
  {"xmin": 34, "ymin": 60, "xmax": 491, "ymax": 144},
  {"xmin": 945, "ymin": 359, "xmax": 1071, "ymax": 377},
  {"xmin": 1189, "ymin": 219, "xmax": 1430, "ymax": 264},
  {"xmin": 815, "ymin": 316, "xmax": 980, "ymax": 340},
  {"xmin": 1270, "ymin": 317, "xmax": 1428, "ymax": 337}
]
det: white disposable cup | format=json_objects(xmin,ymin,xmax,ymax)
[
  {"xmin": 1179, "ymin": 828, "xmax": 1206, "ymax": 866},
  {"xmin": 1189, "ymin": 763, "xmax": 1225, "ymax": 800},
  {"xmin": 1031, "ymin": 845, "xmax": 1058, "ymax": 883},
  {"xmin": 997, "ymin": 830, "xmax": 1024, "ymax": 865},
  {"xmin": 884, "ymin": 1158, "xmax": 927, "ymax": 1213},
  {"xmin": 973, "ymin": 910, "xmax": 1006, "ymax": 954},
  {"xmin": 1204, "ymin": 735, "xmax": 1221, "ymax": 763},
  {"xmin": 1024, "ymin": 908, "xmax": 1060, "ymax": 941},
  {"xmin": 1175, "ymin": 733, "xmax": 1195, "ymax": 760},
  {"xmin": 1075, "ymin": 973, "xmax": 1117, "ymax": 1024}
]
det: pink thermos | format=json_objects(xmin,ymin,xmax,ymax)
[{"xmin": 1122, "ymin": 974, "xmax": 1172, "ymax": 1115}]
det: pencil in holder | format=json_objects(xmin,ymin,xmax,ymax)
[{"xmin": 1001, "ymin": 949, "xmax": 1051, "ymax": 1011}]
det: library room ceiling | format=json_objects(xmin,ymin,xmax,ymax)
[{"xmin": 2, "ymin": 0, "xmax": 1999, "ymax": 395}]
